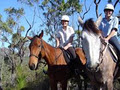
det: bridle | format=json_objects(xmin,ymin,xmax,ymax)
[
  {"xmin": 29, "ymin": 38, "xmax": 44, "ymax": 60},
  {"xmin": 29, "ymin": 37, "xmax": 63, "ymax": 65},
  {"xmin": 93, "ymin": 37, "xmax": 108, "ymax": 72},
  {"xmin": 85, "ymin": 36, "xmax": 108, "ymax": 72}
]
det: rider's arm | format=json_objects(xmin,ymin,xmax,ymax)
[
  {"xmin": 56, "ymin": 37, "xmax": 60, "ymax": 47},
  {"xmin": 105, "ymin": 17, "xmax": 118, "ymax": 41},
  {"xmin": 63, "ymin": 36, "xmax": 74, "ymax": 50},
  {"xmin": 105, "ymin": 29, "xmax": 117, "ymax": 41}
]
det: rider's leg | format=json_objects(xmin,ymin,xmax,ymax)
[
  {"xmin": 67, "ymin": 47, "xmax": 76, "ymax": 60},
  {"xmin": 109, "ymin": 36, "xmax": 120, "ymax": 59}
]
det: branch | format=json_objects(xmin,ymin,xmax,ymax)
[
  {"xmin": 4, "ymin": 50, "xmax": 13, "ymax": 65},
  {"xmin": 2, "ymin": 34, "xmax": 11, "ymax": 45},
  {"xmin": 94, "ymin": 0, "xmax": 101, "ymax": 18},
  {"xmin": 24, "ymin": 7, "xmax": 36, "ymax": 39},
  {"xmin": 114, "ymin": 0, "xmax": 119, "ymax": 8},
  {"xmin": 81, "ymin": 0, "xmax": 93, "ymax": 19},
  {"xmin": 17, "ymin": 8, "xmax": 36, "ymax": 64}
]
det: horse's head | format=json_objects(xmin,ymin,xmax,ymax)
[
  {"xmin": 27, "ymin": 30, "xmax": 44, "ymax": 70},
  {"xmin": 79, "ymin": 16, "xmax": 102, "ymax": 70},
  {"xmin": 82, "ymin": 30, "xmax": 101, "ymax": 70}
]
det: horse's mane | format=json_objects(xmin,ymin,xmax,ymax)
[
  {"xmin": 33, "ymin": 35, "xmax": 55, "ymax": 49},
  {"xmin": 83, "ymin": 18, "xmax": 101, "ymax": 35}
]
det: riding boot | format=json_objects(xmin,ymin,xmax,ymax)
[
  {"xmin": 67, "ymin": 61, "xmax": 74, "ymax": 72},
  {"xmin": 72, "ymin": 59, "xmax": 80, "ymax": 75}
]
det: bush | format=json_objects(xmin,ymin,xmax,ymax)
[{"xmin": 16, "ymin": 65, "xmax": 27, "ymax": 89}]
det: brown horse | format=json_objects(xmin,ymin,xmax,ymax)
[
  {"xmin": 79, "ymin": 18, "xmax": 117, "ymax": 90},
  {"xmin": 27, "ymin": 30, "xmax": 86, "ymax": 90}
]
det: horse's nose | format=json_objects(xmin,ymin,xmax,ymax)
[{"xmin": 29, "ymin": 63, "xmax": 35, "ymax": 70}]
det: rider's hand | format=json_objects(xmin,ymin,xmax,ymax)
[
  {"xmin": 63, "ymin": 43, "xmax": 71, "ymax": 50},
  {"xmin": 63, "ymin": 46, "xmax": 68, "ymax": 50},
  {"xmin": 103, "ymin": 37, "xmax": 109, "ymax": 42}
]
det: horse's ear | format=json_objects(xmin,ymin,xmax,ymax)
[
  {"xmin": 78, "ymin": 16, "xmax": 84, "ymax": 27},
  {"xmin": 27, "ymin": 36, "xmax": 33, "ymax": 40},
  {"xmin": 39, "ymin": 30, "xmax": 44, "ymax": 39},
  {"xmin": 95, "ymin": 14, "xmax": 102, "ymax": 27}
]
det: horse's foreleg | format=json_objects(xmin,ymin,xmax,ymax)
[
  {"xmin": 106, "ymin": 78, "xmax": 113, "ymax": 90},
  {"xmin": 61, "ymin": 80, "xmax": 67, "ymax": 90},
  {"xmin": 49, "ymin": 79, "xmax": 57, "ymax": 90}
]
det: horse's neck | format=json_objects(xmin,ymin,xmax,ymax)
[{"xmin": 42, "ymin": 40, "xmax": 56, "ymax": 65}]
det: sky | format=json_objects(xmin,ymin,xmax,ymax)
[
  {"xmin": 0, "ymin": 0, "xmax": 120, "ymax": 47},
  {"xmin": 0, "ymin": 0, "xmax": 47, "ymax": 47}
]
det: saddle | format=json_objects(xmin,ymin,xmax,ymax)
[
  {"xmin": 60, "ymin": 48, "xmax": 78, "ymax": 73},
  {"xmin": 61, "ymin": 48, "xmax": 73, "ymax": 64},
  {"xmin": 108, "ymin": 43, "xmax": 119, "ymax": 63},
  {"xmin": 100, "ymin": 37, "xmax": 119, "ymax": 63}
]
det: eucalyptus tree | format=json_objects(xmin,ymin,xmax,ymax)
[
  {"xmin": 40, "ymin": 0, "xmax": 82, "ymax": 46},
  {"xmin": 0, "ymin": 7, "xmax": 27, "ymax": 86},
  {"xmin": 18, "ymin": 0, "xmax": 82, "ymax": 46}
]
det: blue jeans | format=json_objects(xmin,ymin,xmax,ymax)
[{"xmin": 109, "ymin": 36, "xmax": 120, "ymax": 54}]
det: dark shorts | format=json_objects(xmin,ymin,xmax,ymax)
[{"xmin": 65, "ymin": 47, "xmax": 76, "ymax": 59}]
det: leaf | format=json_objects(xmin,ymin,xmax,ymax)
[{"xmin": 20, "ymin": 26, "xmax": 25, "ymax": 31}]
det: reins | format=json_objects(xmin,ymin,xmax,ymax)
[
  {"xmin": 86, "ymin": 37, "xmax": 108, "ymax": 72},
  {"xmin": 94, "ymin": 37, "xmax": 108, "ymax": 72}
]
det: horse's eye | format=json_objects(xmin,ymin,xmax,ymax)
[{"xmin": 38, "ymin": 45, "xmax": 41, "ymax": 47}]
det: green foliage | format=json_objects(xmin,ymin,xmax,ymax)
[
  {"xmin": 20, "ymin": 26, "xmax": 25, "ymax": 31},
  {"xmin": 7, "ymin": 17, "xmax": 16, "ymax": 28},
  {"xmin": 39, "ymin": 0, "xmax": 82, "ymax": 44},
  {"xmin": 4, "ymin": 56, "xmax": 9, "ymax": 64},
  {"xmin": 18, "ymin": 0, "xmax": 39, "ymax": 6},
  {"xmin": 1, "ymin": 22, "xmax": 12, "ymax": 34},
  {"xmin": 25, "ymin": 68, "xmax": 49, "ymax": 90},
  {"xmin": 12, "ymin": 33, "xmax": 20, "ymax": 44},
  {"xmin": 41, "ymin": 0, "xmax": 82, "ymax": 14},
  {"xmin": 42, "ymin": 0, "xmax": 49, "ymax": 6},
  {"xmin": 16, "ymin": 65, "xmax": 27, "ymax": 89},
  {"xmin": 0, "ymin": 14, "xmax": 2, "ymax": 20},
  {"xmin": 108, "ymin": 0, "xmax": 112, "ymax": 3},
  {"xmin": 75, "ymin": 30, "xmax": 81, "ymax": 35},
  {"xmin": 5, "ymin": 7, "xmax": 24, "ymax": 19}
]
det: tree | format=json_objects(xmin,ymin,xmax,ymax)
[
  {"xmin": 0, "ymin": 7, "xmax": 28, "ymax": 86},
  {"xmin": 18, "ymin": 0, "xmax": 82, "ymax": 46},
  {"xmin": 0, "ymin": 0, "xmax": 120, "ymax": 89}
]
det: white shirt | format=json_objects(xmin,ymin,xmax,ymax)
[
  {"xmin": 99, "ymin": 16, "xmax": 118, "ymax": 37},
  {"xmin": 56, "ymin": 26, "xmax": 75, "ymax": 47}
]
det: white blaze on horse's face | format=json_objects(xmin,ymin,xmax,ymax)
[{"xmin": 82, "ymin": 30, "xmax": 101, "ymax": 69}]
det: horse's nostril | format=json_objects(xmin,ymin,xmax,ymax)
[{"xmin": 29, "ymin": 63, "xmax": 35, "ymax": 70}]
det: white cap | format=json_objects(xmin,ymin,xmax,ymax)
[
  {"xmin": 61, "ymin": 15, "xmax": 69, "ymax": 21},
  {"xmin": 104, "ymin": 4, "xmax": 114, "ymax": 11}
]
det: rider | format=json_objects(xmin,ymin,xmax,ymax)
[
  {"xmin": 56, "ymin": 15, "xmax": 77, "ymax": 70},
  {"xmin": 99, "ymin": 3, "xmax": 120, "ymax": 60}
]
